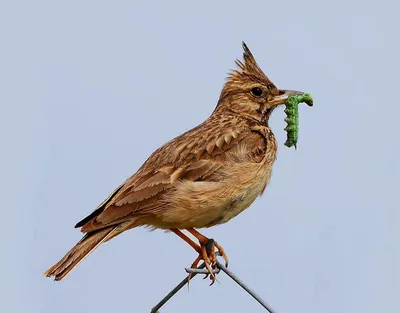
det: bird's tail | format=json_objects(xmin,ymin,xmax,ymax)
[{"xmin": 44, "ymin": 226, "xmax": 119, "ymax": 281}]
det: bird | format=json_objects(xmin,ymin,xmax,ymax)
[{"xmin": 44, "ymin": 42, "xmax": 304, "ymax": 284}]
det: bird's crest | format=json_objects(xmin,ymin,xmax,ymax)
[{"xmin": 227, "ymin": 42, "xmax": 273, "ymax": 85}]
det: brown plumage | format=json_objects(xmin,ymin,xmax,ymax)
[{"xmin": 44, "ymin": 42, "xmax": 304, "ymax": 283}]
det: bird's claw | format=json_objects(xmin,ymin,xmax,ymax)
[{"xmin": 187, "ymin": 239, "xmax": 228, "ymax": 286}]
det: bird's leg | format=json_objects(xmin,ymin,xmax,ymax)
[
  {"xmin": 170, "ymin": 229, "xmax": 214, "ymax": 283},
  {"xmin": 171, "ymin": 228, "xmax": 201, "ymax": 252}
]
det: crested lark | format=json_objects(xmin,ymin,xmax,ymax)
[{"xmin": 45, "ymin": 42, "xmax": 305, "ymax": 284}]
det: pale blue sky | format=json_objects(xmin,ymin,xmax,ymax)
[{"xmin": 1, "ymin": 1, "xmax": 399, "ymax": 312}]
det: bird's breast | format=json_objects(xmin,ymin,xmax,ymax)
[{"xmin": 214, "ymin": 159, "xmax": 274, "ymax": 225}]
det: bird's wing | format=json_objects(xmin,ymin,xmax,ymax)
[{"xmin": 77, "ymin": 118, "xmax": 267, "ymax": 233}]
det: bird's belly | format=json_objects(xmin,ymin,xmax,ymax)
[{"xmin": 155, "ymin": 162, "xmax": 273, "ymax": 229}]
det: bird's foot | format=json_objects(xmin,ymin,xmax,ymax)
[{"xmin": 188, "ymin": 238, "xmax": 228, "ymax": 286}]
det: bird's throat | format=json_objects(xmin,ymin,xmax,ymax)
[{"xmin": 260, "ymin": 107, "xmax": 274, "ymax": 125}]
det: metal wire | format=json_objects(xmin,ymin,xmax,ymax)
[
  {"xmin": 216, "ymin": 260, "xmax": 276, "ymax": 313},
  {"xmin": 185, "ymin": 267, "xmax": 220, "ymax": 274},
  {"xmin": 150, "ymin": 263, "xmax": 206, "ymax": 313},
  {"xmin": 150, "ymin": 261, "xmax": 276, "ymax": 313}
]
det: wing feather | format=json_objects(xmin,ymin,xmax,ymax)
[{"xmin": 77, "ymin": 118, "xmax": 267, "ymax": 233}]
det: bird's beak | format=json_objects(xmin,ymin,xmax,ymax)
[{"xmin": 269, "ymin": 89, "xmax": 311, "ymax": 106}]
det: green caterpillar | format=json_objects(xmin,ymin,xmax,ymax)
[{"xmin": 284, "ymin": 93, "xmax": 313, "ymax": 149}]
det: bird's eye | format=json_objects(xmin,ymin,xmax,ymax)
[{"xmin": 250, "ymin": 87, "xmax": 263, "ymax": 97}]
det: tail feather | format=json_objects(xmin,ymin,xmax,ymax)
[{"xmin": 44, "ymin": 226, "xmax": 118, "ymax": 281}]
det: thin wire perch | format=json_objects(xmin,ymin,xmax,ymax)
[{"xmin": 150, "ymin": 260, "xmax": 276, "ymax": 313}]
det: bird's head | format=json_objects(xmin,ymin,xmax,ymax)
[{"xmin": 214, "ymin": 42, "xmax": 303, "ymax": 123}]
